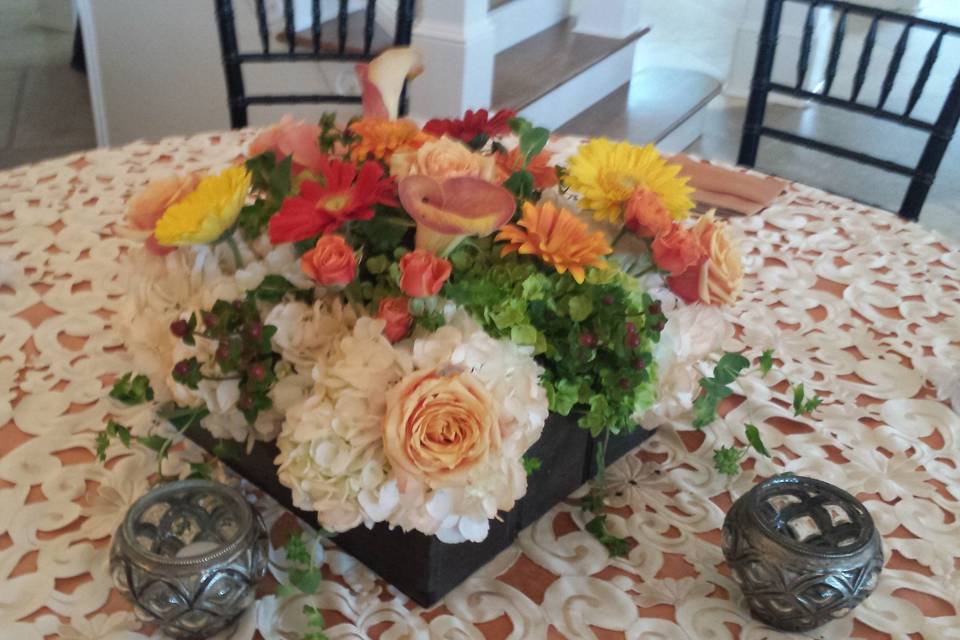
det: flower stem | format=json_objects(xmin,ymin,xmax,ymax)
[
  {"xmin": 225, "ymin": 234, "xmax": 244, "ymax": 269},
  {"xmin": 611, "ymin": 225, "xmax": 627, "ymax": 248}
]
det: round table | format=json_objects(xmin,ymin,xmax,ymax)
[{"xmin": 1, "ymin": 130, "xmax": 959, "ymax": 639}]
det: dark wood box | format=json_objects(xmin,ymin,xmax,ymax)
[{"xmin": 187, "ymin": 414, "xmax": 652, "ymax": 607}]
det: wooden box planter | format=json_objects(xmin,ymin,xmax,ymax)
[{"xmin": 187, "ymin": 414, "xmax": 653, "ymax": 607}]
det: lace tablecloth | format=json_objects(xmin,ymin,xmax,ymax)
[{"xmin": 2, "ymin": 130, "xmax": 959, "ymax": 640}]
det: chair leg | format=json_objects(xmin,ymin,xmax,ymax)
[{"xmin": 738, "ymin": 0, "xmax": 784, "ymax": 167}]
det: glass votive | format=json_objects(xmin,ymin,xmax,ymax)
[
  {"xmin": 110, "ymin": 479, "xmax": 268, "ymax": 638},
  {"xmin": 722, "ymin": 475, "xmax": 883, "ymax": 632}
]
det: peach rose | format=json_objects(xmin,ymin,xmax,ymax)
[
  {"xmin": 126, "ymin": 173, "xmax": 203, "ymax": 255},
  {"xmin": 376, "ymin": 296, "xmax": 413, "ymax": 343},
  {"xmin": 383, "ymin": 368, "xmax": 500, "ymax": 487},
  {"xmin": 495, "ymin": 147, "xmax": 558, "ymax": 190},
  {"xmin": 399, "ymin": 249, "xmax": 452, "ymax": 297},
  {"xmin": 667, "ymin": 212, "xmax": 743, "ymax": 306},
  {"xmin": 300, "ymin": 234, "xmax": 357, "ymax": 286},
  {"xmin": 248, "ymin": 115, "xmax": 325, "ymax": 174},
  {"xmin": 624, "ymin": 187, "xmax": 671, "ymax": 238},
  {"xmin": 652, "ymin": 222, "xmax": 704, "ymax": 276},
  {"xmin": 390, "ymin": 136, "xmax": 496, "ymax": 182}
]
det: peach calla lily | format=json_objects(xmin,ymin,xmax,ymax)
[
  {"xmin": 399, "ymin": 175, "xmax": 516, "ymax": 255},
  {"xmin": 356, "ymin": 47, "xmax": 423, "ymax": 120}
]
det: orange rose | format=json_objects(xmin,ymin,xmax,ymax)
[
  {"xmin": 300, "ymin": 235, "xmax": 357, "ymax": 286},
  {"xmin": 624, "ymin": 187, "xmax": 671, "ymax": 238},
  {"xmin": 651, "ymin": 222, "xmax": 704, "ymax": 276},
  {"xmin": 495, "ymin": 147, "xmax": 558, "ymax": 190},
  {"xmin": 126, "ymin": 173, "xmax": 203, "ymax": 255},
  {"xmin": 398, "ymin": 249, "xmax": 452, "ymax": 297},
  {"xmin": 390, "ymin": 136, "xmax": 496, "ymax": 182},
  {"xmin": 383, "ymin": 368, "xmax": 500, "ymax": 487},
  {"xmin": 376, "ymin": 296, "xmax": 413, "ymax": 343},
  {"xmin": 667, "ymin": 212, "xmax": 743, "ymax": 306}
]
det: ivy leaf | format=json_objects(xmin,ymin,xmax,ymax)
[
  {"xmin": 522, "ymin": 456, "xmax": 542, "ymax": 475},
  {"xmin": 95, "ymin": 432, "xmax": 110, "ymax": 463},
  {"xmin": 106, "ymin": 420, "xmax": 132, "ymax": 447},
  {"xmin": 237, "ymin": 200, "xmax": 272, "ymax": 239},
  {"xmin": 109, "ymin": 372, "xmax": 155, "ymax": 405},
  {"xmin": 289, "ymin": 567, "xmax": 323, "ymax": 595},
  {"xmin": 136, "ymin": 435, "xmax": 169, "ymax": 453},
  {"xmin": 713, "ymin": 352, "xmax": 751, "ymax": 385},
  {"xmin": 692, "ymin": 393, "xmax": 719, "ymax": 429},
  {"xmin": 545, "ymin": 378, "xmax": 580, "ymax": 415},
  {"xmin": 157, "ymin": 404, "xmax": 209, "ymax": 431},
  {"xmin": 187, "ymin": 462, "xmax": 213, "ymax": 480},
  {"xmin": 713, "ymin": 446, "xmax": 745, "ymax": 476},
  {"xmin": 792, "ymin": 383, "xmax": 805, "ymax": 414},
  {"xmin": 744, "ymin": 423, "xmax": 770, "ymax": 457},
  {"xmin": 759, "ymin": 349, "xmax": 774, "ymax": 376},
  {"xmin": 519, "ymin": 126, "xmax": 550, "ymax": 162},
  {"xmin": 503, "ymin": 170, "xmax": 534, "ymax": 200}
]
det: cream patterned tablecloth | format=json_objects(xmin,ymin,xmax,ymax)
[{"xmin": 1, "ymin": 131, "xmax": 959, "ymax": 639}]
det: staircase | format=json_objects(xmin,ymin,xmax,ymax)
[{"xmin": 408, "ymin": 0, "xmax": 721, "ymax": 152}]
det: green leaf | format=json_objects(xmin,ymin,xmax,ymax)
[
  {"xmin": 187, "ymin": 462, "xmax": 213, "ymax": 480},
  {"xmin": 508, "ymin": 116, "xmax": 532, "ymax": 136},
  {"xmin": 106, "ymin": 420, "xmax": 132, "ymax": 447},
  {"xmin": 584, "ymin": 515, "xmax": 629, "ymax": 558},
  {"xmin": 365, "ymin": 254, "xmax": 389, "ymax": 275},
  {"xmin": 745, "ymin": 423, "xmax": 770, "ymax": 457},
  {"xmin": 109, "ymin": 372, "xmax": 155, "ymax": 405},
  {"xmin": 285, "ymin": 531, "xmax": 311, "ymax": 565},
  {"xmin": 503, "ymin": 170, "xmax": 534, "ymax": 200},
  {"xmin": 522, "ymin": 456, "xmax": 542, "ymax": 475},
  {"xmin": 289, "ymin": 567, "xmax": 322, "ymax": 595},
  {"xmin": 713, "ymin": 352, "xmax": 751, "ymax": 385},
  {"xmin": 95, "ymin": 432, "xmax": 109, "ymax": 463},
  {"xmin": 792, "ymin": 383, "xmax": 805, "ymax": 415},
  {"xmin": 136, "ymin": 435, "xmax": 169, "ymax": 453},
  {"xmin": 212, "ymin": 439, "xmax": 244, "ymax": 460},
  {"xmin": 759, "ymin": 349, "xmax": 774, "ymax": 376},
  {"xmin": 303, "ymin": 604, "xmax": 326, "ymax": 630},
  {"xmin": 520, "ymin": 273, "xmax": 551, "ymax": 301},
  {"xmin": 567, "ymin": 294, "xmax": 594, "ymax": 322},
  {"xmin": 274, "ymin": 583, "xmax": 299, "ymax": 598},
  {"xmin": 237, "ymin": 200, "xmax": 272, "ymax": 239},
  {"xmin": 713, "ymin": 446, "xmax": 745, "ymax": 476},
  {"xmin": 247, "ymin": 274, "xmax": 313, "ymax": 304},
  {"xmin": 158, "ymin": 404, "xmax": 209, "ymax": 431},
  {"xmin": 171, "ymin": 357, "xmax": 202, "ymax": 390},
  {"xmin": 510, "ymin": 324, "xmax": 538, "ymax": 346},
  {"xmin": 545, "ymin": 378, "xmax": 580, "ymax": 415},
  {"xmin": 519, "ymin": 126, "xmax": 550, "ymax": 162}
]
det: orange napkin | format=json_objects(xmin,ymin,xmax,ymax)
[{"xmin": 669, "ymin": 154, "xmax": 787, "ymax": 215}]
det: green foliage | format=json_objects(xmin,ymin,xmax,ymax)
[
  {"xmin": 240, "ymin": 152, "xmax": 293, "ymax": 238},
  {"xmin": 302, "ymin": 605, "xmax": 330, "ymax": 640},
  {"xmin": 278, "ymin": 531, "xmax": 327, "ymax": 624},
  {"xmin": 759, "ymin": 349, "xmax": 774, "ymax": 376},
  {"xmin": 522, "ymin": 456, "xmax": 542, "ymax": 475},
  {"xmin": 443, "ymin": 236, "xmax": 659, "ymax": 436},
  {"xmin": 212, "ymin": 439, "xmax": 243, "ymax": 460},
  {"xmin": 350, "ymin": 210, "xmax": 413, "ymax": 255},
  {"xmin": 172, "ymin": 357, "xmax": 202, "ymax": 389},
  {"xmin": 744, "ymin": 423, "xmax": 770, "ymax": 457},
  {"xmin": 503, "ymin": 169, "xmax": 534, "ymax": 201},
  {"xmin": 692, "ymin": 352, "xmax": 751, "ymax": 429},
  {"xmin": 792, "ymin": 383, "xmax": 823, "ymax": 416},
  {"xmin": 96, "ymin": 420, "xmax": 133, "ymax": 462},
  {"xmin": 186, "ymin": 462, "xmax": 213, "ymax": 480},
  {"xmin": 246, "ymin": 274, "xmax": 314, "ymax": 304},
  {"xmin": 585, "ymin": 514, "xmax": 629, "ymax": 557},
  {"xmin": 109, "ymin": 372, "xmax": 154, "ymax": 405},
  {"xmin": 713, "ymin": 446, "xmax": 745, "ymax": 476}
]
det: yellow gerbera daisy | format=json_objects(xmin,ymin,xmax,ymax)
[
  {"xmin": 565, "ymin": 138, "xmax": 694, "ymax": 224},
  {"xmin": 496, "ymin": 201, "xmax": 612, "ymax": 284},
  {"xmin": 154, "ymin": 166, "xmax": 251, "ymax": 246}
]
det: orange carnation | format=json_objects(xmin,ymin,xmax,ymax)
[
  {"xmin": 348, "ymin": 118, "xmax": 433, "ymax": 162},
  {"xmin": 495, "ymin": 147, "xmax": 558, "ymax": 191},
  {"xmin": 300, "ymin": 234, "xmax": 357, "ymax": 286},
  {"xmin": 624, "ymin": 187, "xmax": 672, "ymax": 238},
  {"xmin": 651, "ymin": 222, "xmax": 704, "ymax": 276},
  {"xmin": 667, "ymin": 212, "xmax": 743, "ymax": 306}
]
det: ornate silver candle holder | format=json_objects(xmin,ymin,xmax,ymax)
[
  {"xmin": 110, "ymin": 479, "xmax": 268, "ymax": 639},
  {"xmin": 722, "ymin": 475, "xmax": 883, "ymax": 632}
]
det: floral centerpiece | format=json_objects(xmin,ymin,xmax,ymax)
[{"xmin": 102, "ymin": 49, "xmax": 750, "ymax": 559}]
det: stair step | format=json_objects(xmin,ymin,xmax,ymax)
[
  {"xmin": 282, "ymin": 8, "xmax": 392, "ymax": 56},
  {"xmin": 493, "ymin": 18, "xmax": 648, "ymax": 112},
  {"xmin": 556, "ymin": 68, "xmax": 721, "ymax": 151},
  {"xmin": 489, "ymin": 0, "xmax": 516, "ymax": 8}
]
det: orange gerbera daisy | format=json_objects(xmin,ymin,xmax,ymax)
[
  {"xmin": 496, "ymin": 201, "xmax": 612, "ymax": 284},
  {"xmin": 348, "ymin": 117, "xmax": 433, "ymax": 162}
]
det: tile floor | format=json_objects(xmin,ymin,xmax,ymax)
[
  {"xmin": 0, "ymin": 0, "xmax": 957, "ymax": 239},
  {"xmin": 0, "ymin": 0, "xmax": 95, "ymax": 170}
]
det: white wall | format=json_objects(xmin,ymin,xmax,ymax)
[{"xmin": 78, "ymin": 0, "xmax": 369, "ymax": 146}]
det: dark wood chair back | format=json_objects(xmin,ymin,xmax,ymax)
[
  {"xmin": 738, "ymin": 0, "xmax": 960, "ymax": 220},
  {"xmin": 213, "ymin": 0, "xmax": 416, "ymax": 128}
]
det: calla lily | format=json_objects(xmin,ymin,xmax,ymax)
[
  {"xmin": 356, "ymin": 47, "xmax": 424, "ymax": 120},
  {"xmin": 399, "ymin": 175, "xmax": 516, "ymax": 255}
]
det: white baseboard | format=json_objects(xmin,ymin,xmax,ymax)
[
  {"xmin": 490, "ymin": 0, "xmax": 571, "ymax": 52},
  {"xmin": 518, "ymin": 41, "xmax": 636, "ymax": 130}
]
